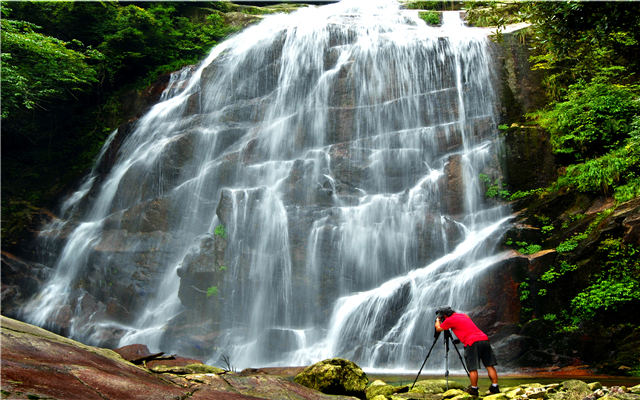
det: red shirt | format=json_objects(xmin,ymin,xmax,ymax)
[{"xmin": 439, "ymin": 312, "xmax": 488, "ymax": 346}]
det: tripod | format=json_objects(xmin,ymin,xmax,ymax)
[{"xmin": 410, "ymin": 328, "xmax": 470, "ymax": 391}]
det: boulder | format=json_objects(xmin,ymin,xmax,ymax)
[
  {"xmin": 366, "ymin": 380, "xmax": 410, "ymax": 400},
  {"xmin": 113, "ymin": 344, "xmax": 164, "ymax": 364},
  {"xmin": 443, "ymin": 389, "xmax": 466, "ymax": 398},
  {"xmin": 484, "ymin": 394, "xmax": 508, "ymax": 400},
  {"xmin": 294, "ymin": 358, "xmax": 369, "ymax": 397},
  {"xmin": 1, "ymin": 316, "xmax": 192, "ymax": 400},
  {"xmin": 367, "ymin": 380, "xmax": 396, "ymax": 400},
  {"xmin": 410, "ymin": 379, "xmax": 464, "ymax": 394},
  {"xmin": 589, "ymin": 383, "xmax": 603, "ymax": 391},
  {"xmin": 550, "ymin": 380, "xmax": 592, "ymax": 400},
  {"xmin": 1, "ymin": 316, "xmax": 362, "ymax": 400}
]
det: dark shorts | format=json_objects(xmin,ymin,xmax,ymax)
[{"xmin": 464, "ymin": 340, "xmax": 498, "ymax": 371}]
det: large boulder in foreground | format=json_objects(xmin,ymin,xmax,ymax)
[
  {"xmin": 0, "ymin": 316, "xmax": 359, "ymax": 400},
  {"xmin": 294, "ymin": 358, "xmax": 369, "ymax": 398}
]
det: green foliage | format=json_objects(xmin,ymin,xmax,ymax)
[
  {"xmin": 538, "ymin": 288, "xmax": 547, "ymax": 297},
  {"xmin": 519, "ymin": 281, "xmax": 530, "ymax": 301},
  {"xmin": 541, "ymin": 225, "xmax": 554, "ymax": 235},
  {"xmin": 464, "ymin": 1, "xmax": 523, "ymax": 28},
  {"xmin": 571, "ymin": 279, "xmax": 640, "ymax": 320},
  {"xmin": 509, "ymin": 188, "xmax": 543, "ymax": 201},
  {"xmin": 498, "ymin": 124, "xmax": 509, "ymax": 130},
  {"xmin": 540, "ymin": 268, "xmax": 560, "ymax": 283},
  {"xmin": 570, "ymin": 240, "xmax": 640, "ymax": 321},
  {"xmin": 523, "ymin": 2, "xmax": 640, "ymax": 101},
  {"xmin": 556, "ymin": 233, "xmax": 588, "ymax": 253},
  {"xmin": 219, "ymin": 266, "xmax": 227, "ymax": 272},
  {"xmin": 214, "ymin": 224, "xmax": 227, "ymax": 238},
  {"xmin": 479, "ymin": 174, "xmax": 510, "ymax": 200},
  {"xmin": 1, "ymin": 12, "xmax": 100, "ymax": 120},
  {"xmin": 1, "ymin": 1, "xmax": 241, "ymax": 246},
  {"xmin": 418, "ymin": 11, "xmax": 440, "ymax": 26},
  {"xmin": 517, "ymin": 242, "xmax": 541, "ymax": 255},
  {"xmin": 534, "ymin": 74, "xmax": 639, "ymax": 163},
  {"xmin": 405, "ymin": 1, "xmax": 453, "ymax": 11},
  {"xmin": 206, "ymin": 286, "xmax": 218, "ymax": 298},
  {"xmin": 543, "ymin": 313, "xmax": 556, "ymax": 321},
  {"xmin": 540, "ymin": 261, "xmax": 577, "ymax": 284}
]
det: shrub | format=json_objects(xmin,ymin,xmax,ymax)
[
  {"xmin": 214, "ymin": 224, "xmax": 227, "ymax": 238},
  {"xmin": 419, "ymin": 11, "xmax": 440, "ymax": 25},
  {"xmin": 534, "ymin": 73, "xmax": 639, "ymax": 162}
]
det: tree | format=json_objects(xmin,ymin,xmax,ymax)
[{"xmin": 0, "ymin": 12, "xmax": 100, "ymax": 122}]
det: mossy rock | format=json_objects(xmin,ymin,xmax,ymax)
[
  {"xmin": 550, "ymin": 380, "xmax": 591, "ymax": 400},
  {"xmin": 151, "ymin": 365, "xmax": 192, "ymax": 374},
  {"xmin": 411, "ymin": 380, "xmax": 464, "ymax": 394},
  {"xmin": 484, "ymin": 394, "xmax": 508, "ymax": 400},
  {"xmin": 367, "ymin": 380, "xmax": 397, "ymax": 400},
  {"xmin": 588, "ymin": 383, "xmax": 603, "ymax": 391},
  {"xmin": 294, "ymin": 358, "xmax": 368, "ymax": 397},
  {"xmin": 443, "ymin": 389, "xmax": 465, "ymax": 398},
  {"xmin": 506, "ymin": 388, "xmax": 525, "ymax": 399},
  {"xmin": 185, "ymin": 364, "xmax": 225, "ymax": 374}
]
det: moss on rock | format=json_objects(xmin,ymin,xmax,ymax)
[{"xmin": 294, "ymin": 358, "xmax": 368, "ymax": 397}]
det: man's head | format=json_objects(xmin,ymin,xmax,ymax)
[{"xmin": 435, "ymin": 306, "xmax": 455, "ymax": 319}]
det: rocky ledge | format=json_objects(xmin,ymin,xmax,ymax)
[{"xmin": 2, "ymin": 316, "xmax": 639, "ymax": 400}]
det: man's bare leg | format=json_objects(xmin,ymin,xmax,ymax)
[
  {"xmin": 486, "ymin": 366, "xmax": 498, "ymax": 384},
  {"xmin": 469, "ymin": 370, "xmax": 479, "ymax": 387}
]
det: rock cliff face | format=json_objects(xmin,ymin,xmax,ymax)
[{"xmin": 2, "ymin": 5, "xmax": 636, "ymax": 373}]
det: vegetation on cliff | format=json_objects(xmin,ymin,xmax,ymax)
[
  {"xmin": 491, "ymin": 1, "xmax": 640, "ymax": 375},
  {"xmin": 0, "ymin": 1, "xmax": 302, "ymax": 248}
]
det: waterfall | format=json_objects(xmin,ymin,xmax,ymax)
[{"xmin": 22, "ymin": 0, "xmax": 511, "ymax": 372}]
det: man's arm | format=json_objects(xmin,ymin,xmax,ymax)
[{"xmin": 435, "ymin": 317, "xmax": 445, "ymax": 332}]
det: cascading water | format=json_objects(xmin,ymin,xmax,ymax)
[{"xmin": 22, "ymin": 0, "xmax": 512, "ymax": 372}]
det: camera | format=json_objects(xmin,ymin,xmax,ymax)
[{"xmin": 435, "ymin": 306, "xmax": 454, "ymax": 321}]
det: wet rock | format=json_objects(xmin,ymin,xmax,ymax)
[
  {"xmin": 503, "ymin": 126, "xmax": 557, "ymax": 193},
  {"xmin": 492, "ymin": 334, "xmax": 533, "ymax": 366},
  {"xmin": 484, "ymin": 394, "xmax": 508, "ymax": 400},
  {"xmin": 442, "ymin": 154, "xmax": 464, "ymax": 217},
  {"xmin": 113, "ymin": 344, "xmax": 164, "ymax": 364},
  {"xmin": 443, "ymin": 389, "xmax": 467, "ymax": 398},
  {"xmin": 222, "ymin": 373, "xmax": 362, "ymax": 400},
  {"xmin": 294, "ymin": 358, "xmax": 368, "ymax": 398},
  {"xmin": 411, "ymin": 380, "xmax": 464, "ymax": 394},
  {"xmin": 1, "ymin": 316, "xmax": 191, "ymax": 400},
  {"xmin": 0, "ymin": 250, "xmax": 52, "ymax": 318},
  {"xmin": 550, "ymin": 380, "xmax": 592, "ymax": 400},
  {"xmin": 176, "ymin": 233, "xmax": 228, "ymax": 311},
  {"xmin": 147, "ymin": 357, "xmax": 204, "ymax": 369},
  {"xmin": 367, "ymin": 380, "xmax": 397, "ymax": 400}
]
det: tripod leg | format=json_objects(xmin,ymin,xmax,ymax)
[
  {"xmin": 451, "ymin": 341, "xmax": 470, "ymax": 378},
  {"xmin": 444, "ymin": 333, "xmax": 450, "ymax": 390},
  {"xmin": 410, "ymin": 334, "xmax": 440, "ymax": 391}
]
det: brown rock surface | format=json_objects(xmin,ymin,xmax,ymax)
[
  {"xmin": 0, "ymin": 316, "xmax": 359, "ymax": 400},
  {"xmin": 1, "ymin": 316, "xmax": 189, "ymax": 400},
  {"xmin": 113, "ymin": 343, "xmax": 165, "ymax": 364}
]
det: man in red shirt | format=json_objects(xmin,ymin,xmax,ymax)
[{"xmin": 435, "ymin": 307, "xmax": 499, "ymax": 396}]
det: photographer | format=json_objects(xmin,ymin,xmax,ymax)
[{"xmin": 435, "ymin": 307, "xmax": 499, "ymax": 396}]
